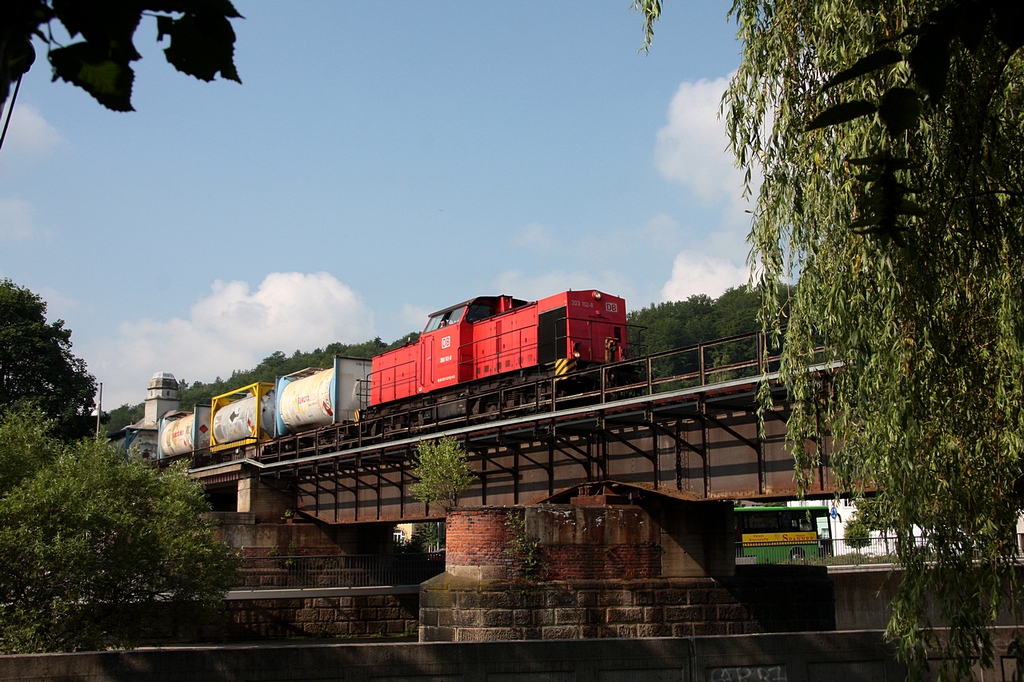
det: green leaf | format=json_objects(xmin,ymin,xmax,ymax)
[
  {"xmin": 897, "ymin": 198, "xmax": 928, "ymax": 218},
  {"xmin": 51, "ymin": 0, "xmax": 143, "ymax": 62},
  {"xmin": 878, "ymin": 88, "xmax": 922, "ymax": 136},
  {"xmin": 158, "ymin": 13, "xmax": 241, "ymax": 83},
  {"xmin": 806, "ymin": 100, "xmax": 877, "ymax": 131},
  {"xmin": 825, "ymin": 49, "xmax": 904, "ymax": 90},
  {"xmin": 993, "ymin": 1, "xmax": 1024, "ymax": 49},
  {"xmin": 8, "ymin": 39, "xmax": 36, "ymax": 79},
  {"xmin": 909, "ymin": 31, "xmax": 950, "ymax": 102},
  {"xmin": 49, "ymin": 42, "xmax": 135, "ymax": 112},
  {"xmin": 848, "ymin": 155, "xmax": 916, "ymax": 170}
]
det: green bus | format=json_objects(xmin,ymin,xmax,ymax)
[{"xmin": 735, "ymin": 505, "xmax": 834, "ymax": 563}]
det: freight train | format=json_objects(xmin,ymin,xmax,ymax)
[{"xmin": 158, "ymin": 289, "xmax": 631, "ymax": 458}]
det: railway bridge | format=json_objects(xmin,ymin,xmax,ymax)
[{"xmin": 184, "ymin": 332, "xmax": 840, "ymax": 527}]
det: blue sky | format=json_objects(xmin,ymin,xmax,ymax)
[{"xmin": 0, "ymin": 2, "xmax": 753, "ymax": 408}]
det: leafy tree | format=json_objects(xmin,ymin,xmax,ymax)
[
  {"xmin": 1, "ymin": 0, "xmax": 242, "ymax": 112},
  {"xmin": 0, "ymin": 407, "xmax": 237, "ymax": 653},
  {"xmin": 0, "ymin": 279, "xmax": 96, "ymax": 441},
  {"xmin": 627, "ymin": 286, "xmax": 787, "ymax": 380},
  {"xmin": 410, "ymin": 436, "xmax": 476, "ymax": 512},
  {"xmin": 843, "ymin": 516, "xmax": 872, "ymax": 552},
  {"xmin": 635, "ymin": 0, "xmax": 1024, "ymax": 677},
  {"xmin": 103, "ymin": 401, "xmax": 144, "ymax": 433}
]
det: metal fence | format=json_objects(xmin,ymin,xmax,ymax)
[{"xmin": 236, "ymin": 552, "xmax": 445, "ymax": 590}]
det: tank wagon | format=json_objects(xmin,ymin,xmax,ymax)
[
  {"xmin": 158, "ymin": 289, "xmax": 630, "ymax": 458},
  {"xmin": 158, "ymin": 405, "xmax": 212, "ymax": 458},
  {"xmin": 158, "ymin": 357, "xmax": 371, "ymax": 459}
]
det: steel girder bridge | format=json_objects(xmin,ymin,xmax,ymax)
[{"xmin": 186, "ymin": 332, "xmax": 838, "ymax": 524}]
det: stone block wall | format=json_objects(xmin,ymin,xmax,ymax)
[
  {"xmin": 208, "ymin": 591, "xmax": 419, "ymax": 641},
  {"xmin": 419, "ymin": 566, "xmax": 835, "ymax": 642}
]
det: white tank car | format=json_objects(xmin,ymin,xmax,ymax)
[
  {"xmin": 275, "ymin": 357, "xmax": 372, "ymax": 435},
  {"xmin": 158, "ymin": 406, "xmax": 211, "ymax": 458},
  {"xmin": 211, "ymin": 387, "xmax": 278, "ymax": 447}
]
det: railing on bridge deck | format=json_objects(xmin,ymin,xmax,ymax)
[
  {"xmin": 181, "ymin": 329, "xmax": 817, "ymax": 470},
  {"xmin": 235, "ymin": 552, "xmax": 446, "ymax": 590}
]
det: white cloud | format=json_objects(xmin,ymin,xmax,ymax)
[
  {"xmin": 83, "ymin": 272, "xmax": 375, "ymax": 407},
  {"xmin": 0, "ymin": 198, "xmax": 34, "ymax": 240},
  {"xmin": 510, "ymin": 222, "xmax": 558, "ymax": 250},
  {"xmin": 400, "ymin": 303, "xmax": 430, "ymax": 333},
  {"xmin": 660, "ymin": 251, "xmax": 749, "ymax": 302},
  {"xmin": 655, "ymin": 76, "xmax": 741, "ymax": 204},
  {"xmin": 0, "ymin": 104, "xmax": 65, "ymax": 173}
]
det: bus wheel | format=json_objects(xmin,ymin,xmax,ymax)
[{"xmin": 789, "ymin": 547, "xmax": 806, "ymax": 560}]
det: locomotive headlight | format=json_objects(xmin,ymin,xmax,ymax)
[
  {"xmin": 573, "ymin": 342, "xmax": 581, "ymax": 359},
  {"xmin": 593, "ymin": 291, "xmax": 602, "ymax": 300}
]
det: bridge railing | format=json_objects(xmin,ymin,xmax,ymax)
[
  {"xmin": 235, "ymin": 552, "xmax": 446, "ymax": 590},
  {"xmin": 577, "ymin": 330, "xmax": 783, "ymax": 405}
]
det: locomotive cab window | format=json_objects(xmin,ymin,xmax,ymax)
[
  {"xmin": 424, "ymin": 306, "xmax": 466, "ymax": 332},
  {"xmin": 465, "ymin": 302, "xmax": 496, "ymax": 323}
]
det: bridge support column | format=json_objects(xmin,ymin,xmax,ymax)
[
  {"xmin": 237, "ymin": 471, "xmax": 292, "ymax": 523},
  {"xmin": 422, "ymin": 504, "xmax": 834, "ymax": 642},
  {"xmin": 657, "ymin": 499, "xmax": 735, "ymax": 578}
]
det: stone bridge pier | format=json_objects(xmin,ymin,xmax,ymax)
[{"xmin": 420, "ymin": 492, "xmax": 835, "ymax": 642}]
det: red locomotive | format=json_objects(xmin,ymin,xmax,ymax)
[{"xmin": 370, "ymin": 289, "xmax": 630, "ymax": 406}]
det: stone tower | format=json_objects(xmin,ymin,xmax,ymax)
[{"xmin": 144, "ymin": 372, "xmax": 180, "ymax": 426}]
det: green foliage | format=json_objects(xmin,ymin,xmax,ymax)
[
  {"xmin": 720, "ymin": 0, "xmax": 1021, "ymax": 677},
  {"xmin": 104, "ymin": 402, "xmax": 145, "ymax": 434},
  {"xmin": 628, "ymin": 285, "xmax": 787, "ymax": 354},
  {"xmin": 410, "ymin": 437, "xmax": 476, "ymax": 512},
  {"xmin": 0, "ymin": 279, "xmax": 96, "ymax": 442},
  {"xmin": 505, "ymin": 510, "xmax": 543, "ymax": 580},
  {"xmin": 0, "ymin": 1, "xmax": 242, "ymax": 112},
  {"xmin": 844, "ymin": 516, "xmax": 872, "ymax": 551},
  {"xmin": 0, "ymin": 408, "xmax": 238, "ymax": 653},
  {"xmin": 634, "ymin": 0, "xmax": 1024, "ymax": 676},
  {"xmin": 627, "ymin": 285, "xmax": 788, "ymax": 380}
]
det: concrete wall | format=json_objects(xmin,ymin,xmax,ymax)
[
  {"xmin": 16, "ymin": 629, "xmax": 1024, "ymax": 681},
  {"xmin": 831, "ymin": 565, "xmax": 1024, "ymax": 631},
  {"xmin": 210, "ymin": 512, "xmax": 395, "ymax": 556}
]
